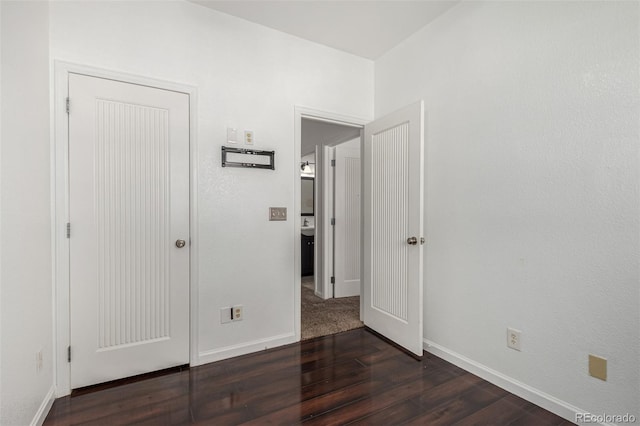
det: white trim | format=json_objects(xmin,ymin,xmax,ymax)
[
  {"xmin": 53, "ymin": 60, "xmax": 71, "ymax": 397},
  {"xmin": 187, "ymin": 76, "xmax": 200, "ymax": 370},
  {"xmin": 30, "ymin": 385, "xmax": 56, "ymax": 426},
  {"xmin": 294, "ymin": 106, "xmax": 370, "ymax": 341},
  {"xmin": 53, "ymin": 60, "xmax": 199, "ymax": 397},
  {"xmin": 300, "ymin": 114, "xmax": 365, "ymax": 129},
  {"xmin": 423, "ymin": 339, "xmax": 598, "ymax": 425},
  {"xmin": 358, "ymin": 128, "xmax": 364, "ymax": 319},
  {"xmin": 197, "ymin": 333, "xmax": 296, "ymax": 365}
]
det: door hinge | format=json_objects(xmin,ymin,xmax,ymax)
[
  {"xmin": 330, "ymin": 276, "xmax": 335, "ymax": 284},
  {"xmin": 66, "ymin": 223, "xmax": 71, "ymax": 238},
  {"xmin": 67, "ymin": 346, "xmax": 71, "ymax": 363},
  {"xmin": 331, "ymin": 159, "xmax": 335, "ymax": 167},
  {"xmin": 66, "ymin": 97, "xmax": 70, "ymax": 114},
  {"xmin": 330, "ymin": 218, "xmax": 335, "ymax": 226}
]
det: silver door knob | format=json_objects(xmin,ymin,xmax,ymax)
[
  {"xmin": 407, "ymin": 237, "xmax": 418, "ymax": 245},
  {"xmin": 175, "ymin": 239, "xmax": 186, "ymax": 248}
]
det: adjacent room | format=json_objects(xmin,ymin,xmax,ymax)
[
  {"xmin": 1, "ymin": 0, "xmax": 638, "ymax": 425},
  {"xmin": 300, "ymin": 117, "xmax": 364, "ymax": 340}
]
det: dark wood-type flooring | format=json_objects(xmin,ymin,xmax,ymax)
[{"xmin": 44, "ymin": 329, "xmax": 574, "ymax": 425}]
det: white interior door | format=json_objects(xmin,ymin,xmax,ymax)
[
  {"xmin": 320, "ymin": 145, "xmax": 335, "ymax": 300},
  {"xmin": 334, "ymin": 139, "xmax": 361, "ymax": 298},
  {"xmin": 363, "ymin": 101, "xmax": 424, "ymax": 356},
  {"xmin": 68, "ymin": 73, "xmax": 190, "ymax": 388}
]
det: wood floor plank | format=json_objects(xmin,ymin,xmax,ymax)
[
  {"xmin": 507, "ymin": 405, "xmax": 568, "ymax": 426},
  {"xmin": 453, "ymin": 395, "xmax": 532, "ymax": 426},
  {"xmin": 345, "ymin": 399, "xmax": 424, "ymax": 426},
  {"xmin": 44, "ymin": 373, "xmax": 192, "ymax": 425},
  {"xmin": 190, "ymin": 360, "xmax": 370, "ymax": 423},
  {"xmin": 43, "ymin": 329, "xmax": 571, "ymax": 426},
  {"xmin": 403, "ymin": 381, "xmax": 507, "ymax": 425},
  {"xmin": 302, "ymin": 366, "xmax": 461, "ymax": 426}
]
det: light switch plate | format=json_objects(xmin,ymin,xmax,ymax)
[
  {"xmin": 227, "ymin": 127, "xmax": 237, "ymax": 144},
  {"xmin": 220, "ymin": 307, "xmax": 232, "ymax": 324},
  {"xmin": 269, "ymin": 207, "xmax": 287, "ymax": 221}
]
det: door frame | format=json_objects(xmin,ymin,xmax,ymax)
[
  {"xmin": 53, "ymin": 61, "xmax": 199, "ymax": 397},
  {"xmin": 293, "ymin": 106, "xmax": 368, "ymax": 341}
]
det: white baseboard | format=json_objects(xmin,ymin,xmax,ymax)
[
  {"xmin": 30, "ymin": 385, "xmax": 56, "ymax": 426},
  {"xmin": 196, "ymin": 333, "xmax": 296, "ymax": 366},
  {"xmin": 424, "ymin": 339, "xmax": 590, "ymax": 425}
]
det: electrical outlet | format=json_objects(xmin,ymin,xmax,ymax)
[
  {"xmin": 507, "ymin": 327, "xmax": 521, "ymax": 351},
  {"xmin": 232, "ymin": 305, "xmax": 243, "ymax": 321},
  {"xmin": 244, "ymin": 130, "xmax": 254, "ymax": 145},
  {"xmin": 269, "ymin": 207, "xmax": 287, "ymax": 221}
]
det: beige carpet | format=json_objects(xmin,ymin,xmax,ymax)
[{"xmin": 301, "ymin": 276, "xmax": 364, "ymax": 340}]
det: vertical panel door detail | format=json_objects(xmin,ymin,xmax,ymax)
[
  {"xmin": 69, "ymin": 73, "xmax": 190, "ymax": 388},
  {"xmin": 334, "ymin": 140, "xmax": 361, "ymax": 298},
  {"xmin": 363, "ymin": 101, "xmax": 424, "ymax": 356}
]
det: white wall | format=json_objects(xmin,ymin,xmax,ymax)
[
  {"xmin": 1, "ymin": 1, "xmax": 54, "ymax": 425},
  {"xmin": 1, "ymin": 3, "xmax": 3, "ymax": 422},
  {"xmin": 376, "ymin": 0, "xmax": 639, "ymax": 420},
  {"xmin": 50, "ymin": 0, "xmax": 373, "ymax": 365}
]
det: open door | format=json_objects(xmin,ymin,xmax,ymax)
[
  {"xmin": 334, "ymin": 139, "xmax": 361, "ymax": 298},
  {"xmin": 363, "ymin": 101, "xmax": 424, "ymax": 356}
]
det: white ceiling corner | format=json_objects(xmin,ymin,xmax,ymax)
[{"xmin": 189, "ymin": 0, "xmax": 459, "ymax": 60}]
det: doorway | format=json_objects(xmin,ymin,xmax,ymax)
[
  {"xmin": 299, "ymin": 116, "xmax": 363, "ymax": 340},
  {"xmin": 294, "ymin": 101, "xmax": 425, "ymax": 357}
]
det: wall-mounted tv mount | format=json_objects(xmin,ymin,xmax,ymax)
[{"xmin": 221, "ymin": 146, "xmax": 275, "ymax": 170}]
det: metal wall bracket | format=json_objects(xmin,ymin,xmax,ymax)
[{"xmin": 221, "ymin": 146, "xmax": 275, "ymax": 170}]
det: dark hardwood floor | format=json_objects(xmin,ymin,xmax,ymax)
[{"xmin": 44, "ymin": 329, "xmax": 573, "ymax": 425}]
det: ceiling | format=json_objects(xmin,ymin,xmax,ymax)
[
  {"xmin": 190, "ymin": 1, "xmax": 459, "ymax": 59},
  {"xmin": 302, "ymin": 118, "xmax": 361, "ymax": 156}
]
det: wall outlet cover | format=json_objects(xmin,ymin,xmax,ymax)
[
  {"xmin": 232, "ymin": 305, "xmax": 243, "ymax": 321},
  {"xmin": 244, "ymin": 130, "xmax": 254, "ymax": 145},
  {"xmin": 589, "ymin": 354, "xmax": 607, "ymax": 381},
  {"xmin": 507, "ymin": 327, "xmax": 522, "ymax": 351}
]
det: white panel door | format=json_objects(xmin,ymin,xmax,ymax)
[
  {"xmin": 68, "ymin": 73, "xmax": 190, "ymax": 388},
  {"xmin": 363, "ymin": 101, "xmax": 424, "ymax": 356},
  {"xmin": 334, "ymin": 140, "xmax": 361, "ymax": 298}
]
